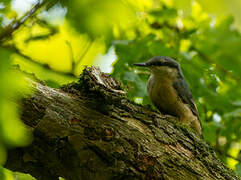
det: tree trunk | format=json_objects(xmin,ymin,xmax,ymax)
[{"xmin": 4, "ymin": 67, "xmax": 239, "ymax": 180}]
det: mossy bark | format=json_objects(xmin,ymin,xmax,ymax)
[{"xmin": 4, "ymin": 67, "xmax": 239, "ymax": 180}]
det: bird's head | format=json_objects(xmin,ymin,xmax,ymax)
[{"xmin": 134, "ymin": 56, "xmax": 181, "ymax": 78}]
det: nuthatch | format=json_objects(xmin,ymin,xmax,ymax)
[{"xmin": 134, "ymin": 56, "xmax": 202, "ymax": 136}]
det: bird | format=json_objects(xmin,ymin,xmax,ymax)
[{"xmin": 134, "ymin": 56, "xmax": 202, "ymax": 136}]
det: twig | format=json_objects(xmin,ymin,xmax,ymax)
[
  {"xmin": 225, "ymin": 153, "xmax": 241, "ymax": 163},
  {"xmin": 65, "ymin": 41, "xmax": 76, "ymax": 73},
  {"xmin": 65, "ymin": 39, "xmax": 94, "ymax": 74},
  {"xmin": 0, "ymin": 0, "xmax": 47, "ymax": 42},
  {"xmin": 75, "ymin": 39, "xmax": 94, "ymax": 68}
]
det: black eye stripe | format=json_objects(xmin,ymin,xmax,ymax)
[
  {"xmin": 162, "ymin": 61, "xmax": 178, "ymax": 68},
  {"xmin": 152, "ymin": 61, "xmax": 162, "ymax": 66},
  {"xmin": 148, "ymin": 61, "xmax": 178, "ymax": 68}
]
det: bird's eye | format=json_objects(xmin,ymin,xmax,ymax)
[{"xmin": 154, "ymin": 61, "xmax": 162, "ymax": 66}]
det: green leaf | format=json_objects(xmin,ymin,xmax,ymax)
[
  {"xmin": 149, "ymin": 41, "xmax": 177, "ymax": 57},
  {"xmin": 149, "ymin": 8, "xmax": 177, "ymax": 19},
  {"xmin": 202, "ymin": 122, "xmax": 219, "ymax": 144}
]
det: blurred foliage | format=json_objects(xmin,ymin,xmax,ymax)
[
  {"xmin": 0, "ymin": 166, "xmax": 36, "ymax": 180},
  {"xmin": 0, "ymin": 0, "xmax": 241, "ymax": 178},
  {"xmin": 173, "ymin": 0, "xmax": 241, "ymax": 32},
  {"xmin": 112, "ymin": 0, "xmax": 241, "ymax": 171}
]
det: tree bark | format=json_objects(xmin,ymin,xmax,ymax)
[{"xmin": 4, "ymin": 67, "xmax": 239, "ymax": 180}]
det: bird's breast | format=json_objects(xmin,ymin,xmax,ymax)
[{"xmin": 147, "ymin": 75, "xmax": 179, "ymax": 116}]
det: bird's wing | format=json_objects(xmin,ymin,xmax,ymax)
[{"xmin": 173, "ymin": 76, "xmax": 199, "ymax": 119}]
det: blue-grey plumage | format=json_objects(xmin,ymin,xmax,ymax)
[{"xmin": 134, "ymin": 56, "xmax": 202, "ymax": 136}]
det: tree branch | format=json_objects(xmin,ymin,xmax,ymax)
[{"xmin": 4, "ymin": 67, "xmax": 239, "ymax": 180}]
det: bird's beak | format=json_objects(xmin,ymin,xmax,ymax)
[{"xmin": 133, "ymin": 63, "xmax": 148, "ymax": 67}]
